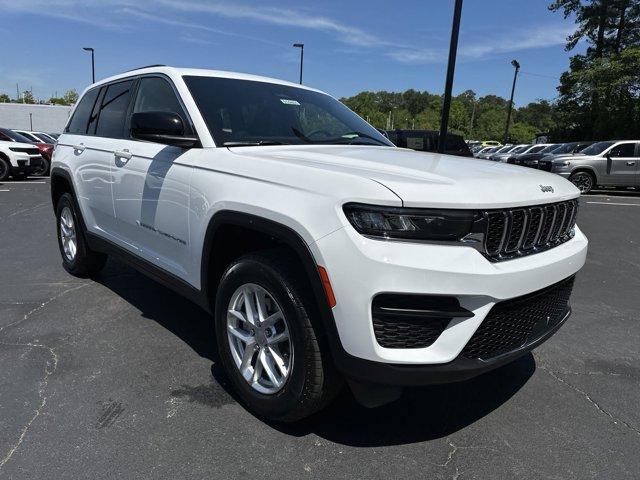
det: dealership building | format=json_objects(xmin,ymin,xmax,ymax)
[{"xmin": 0, "ymin": 103, "xmax": 73, "ymax": 134}]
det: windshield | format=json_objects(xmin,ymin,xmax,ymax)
[
  {"xmin": 581, "ymin": 141, "xmax": 615, "ymax": 155},
  {"xmin": 511, "ymin": 145, "xmax": 530, "ymax": 154},
  {"xmin": 528, "ymin": 145, "xmax": 546, "ymax": 153},
  {"xmin": 0, "ymin": 128, "xmax": 34, "ymax": 143},
  {"xmin": 33, "ymin": 133, "xmax": 52, "ymax": 143},
  {"xmin": 184, "ymin": 76, "xmax": 394, "ymax": 147},
  {"xmin": 539, "ymin": 144, "xmax": 560, "ymax": 153}
]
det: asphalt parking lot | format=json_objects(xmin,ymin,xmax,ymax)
[{"xmin": 0, "ymin": 178, "xmax": 639, "ymax": 479}]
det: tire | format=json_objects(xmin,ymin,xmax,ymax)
[
  {"xmin": 0, "ymin": 156, "xmax": 10, "ymax": 181},
  {"xmin": 33, "ymin": 157, "xmax": 50, "ymax": 177},
  {"xmin": 55, "ymin": 192, "xmax": 107, "ymax": 277},
  {"xmin": 569, "ymin": 171, "xmax": 595, "ymax": 194},
  {"xmin": 214, "ymin": 251, "xmax": 341, "ymax": 422}
]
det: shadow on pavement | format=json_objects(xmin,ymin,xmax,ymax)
[{"xmin": 95, "ymin": 258, "xmax": 535, "ymax": 447}]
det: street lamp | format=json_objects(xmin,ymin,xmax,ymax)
[
  {"xmin": 438, "ymin": 0, "xmax": 463, "ymax": 153},
  {"xmin": 83, "ymin": 47, "xmax": 95, "ymax": 84},
  {"xmin": 293, "ymin": 43, "xmax": 304, "ymax": 84},
  {"xmin": 504, "ymin": 59, "xmax": 520, "ymax": 144}
]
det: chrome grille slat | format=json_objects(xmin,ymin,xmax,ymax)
[{"xmin": 481, "ymin": 200, "xmax": 578, "ymax": 262}]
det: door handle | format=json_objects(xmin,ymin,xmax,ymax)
[
  {"xmin": 114, "ymin": 149, "xmax": 132, "ymax": 161},
  {"xmin": 72, "ymin": 143, "xmax": 85, "ymax": 153},
  {"xmin": 627, "ymin": 161, "xmax": 636, "ymax": 166}
]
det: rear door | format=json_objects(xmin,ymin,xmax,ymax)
[
  {"xmin": 605, "ymin": 142, "xmax": 638, "ymax": 186},
  {"xmin": 56, "ymin": 87, "xmax": 117, "ymax": 233},
  {"xmin": 111, "ymin": 75, "xmax": 195, "ymax": 278}
]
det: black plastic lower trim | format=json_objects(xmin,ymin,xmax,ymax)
[
  {"xmin": 85, "ymin": 232, "xmax": 211, "ymax": 313},
  {"xmin": 332, "ymin": 308, "xmax": 571, "ymax": 387}
]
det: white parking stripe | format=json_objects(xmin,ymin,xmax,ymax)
[
  {"xmin": 0, "ymin": 189, "xmax": 9, "ymax": 192},
  {"xmin": 586, "ymin": 194, "xmax": 640, "ymax": 200},
  {"xmin": 0, "ymin": 181, "xmax": 47, "ymax": 184},
  {"xmin": 586, "ymin": 201, "xmax": 640, "ymax": 206}
]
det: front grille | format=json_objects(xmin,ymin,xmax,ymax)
[
  {"xmin": 461, "ymin": 276, "xmax": 574, "ymax": 360},
  {"xmin": 372, "ymin": 294, "xmax": 471, "ymax": 349},
  {"xmin": 538, "ymin": 161, "xmax": 552, "ymax": 171},
  {"xmin": 481, "ymin": 199, "xmax": 578, "ymax": 262}
]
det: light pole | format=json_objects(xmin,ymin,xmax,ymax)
[
  {"xmin": 504, "ymin": 59, "xmax": 520, "ymax": 144},
  {"xmin": 83, "ymin": 47, "xmax": 95, "ymax": 84},
  {"xmin": 293, "ymin": 43, "xmax": 304, "ymax": 84},
  {"xmin": 29, "ymin": 113, "xmax": 33, "ymax": 130},
  {"xmin": 438, "ymin": 0, "xmax": 463, "ymax": 153}
]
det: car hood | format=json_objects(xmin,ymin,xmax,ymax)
[{"xmin": 228, "ymin": 145, "xmax": 579, "ymax": 208}]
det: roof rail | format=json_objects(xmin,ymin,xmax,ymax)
[{"xmin": 123, "ymin": 64, "xmax": 166, "ymax": 73}]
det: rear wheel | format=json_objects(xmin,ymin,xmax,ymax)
[
  {"xmin": 214, "ymin": 251, "xmax": 341, "ymax": 422},
  {"xmin": 569, "ymin": 171, "xmax": 595, "ymax": 194},
  {"xmin": 56, "ymin": 193, "xmax": 107, "ymax": 277}
]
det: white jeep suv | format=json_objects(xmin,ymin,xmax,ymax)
[{"xmin": 51, "ymin": 66, "xmax": 588, "ymax": 421}]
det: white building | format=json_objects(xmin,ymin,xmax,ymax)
[{"xmin": 0, "ymin": 103, "xmax": 73, "ymax": 133}]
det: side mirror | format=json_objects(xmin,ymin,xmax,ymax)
[{"xmin": 130, "ymin": 111, "xmax": 198, "ymax": 148}]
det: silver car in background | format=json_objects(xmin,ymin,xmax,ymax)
[{"xmin": 542, "ymin": 140, "xmax": 640, "ymax": 193}]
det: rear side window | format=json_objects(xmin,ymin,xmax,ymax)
[
  {"xmin": 95, "ymin": 80, "xmax": 134, "ymax": 139},
  {"xmin": 66, "ymin": 88, "xmax": 99, "ymax": 134},
  {"xmin": 132, "ymin": 77, "xmax": 193, "ymax": 135}
]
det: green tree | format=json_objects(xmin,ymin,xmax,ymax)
[{"xmin": 0, "ymin": 93, "xmax": 10, "ymax": 103}]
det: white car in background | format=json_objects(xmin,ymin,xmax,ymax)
[
  {"xmin": 13, "ymin": 130, "xmax": 56, "ymax": 144},
  {"xmin": 0, "ymin": 139, "xmax": 42, "ymax": 180}
]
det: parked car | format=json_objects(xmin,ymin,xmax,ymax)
[
  {"xmin": 475, "ymin": 146, "xmax": 500, "ymax": 159},
  {"xmin": 519, "ymin": 142, "xmax": 594, "ymax": 169},
  {"xmin": 384, "ymin": 129, "xmax": 473, "ymax": 157},
  {"xmin": 490, "ymin": 144, "xmax": 529, "ymax": 162},
  {"xmin": 506, "ymin": 144, "xmax": 553, "ymax": 164},
  {"xmin": 47, "ymin": 133, "xmax": 61, "ymax": 140},
  {"xmin": 0, "ymin": 127, "xmax": 49, "ymax": 176},
  {"xmin": 481, "ymin": 140, "xmax": 502, "ymax": 147},
  {"xmin": 473, "ymin": 146, "xmax": 494, "ymax": 157},
  {"xmin": 0, "ymin": 137, "xmax": 43, "ymax": 180},
  {"xmin": 51, "ymin": 66, "xmax": 587, "ymax": 421},
  {"xmin": 545, "ymin": 140, "xmax": 640, "ymax": 193},
  {"xmin": 0, "ymin": 128, "xmax": 51, "ymax": 175}
]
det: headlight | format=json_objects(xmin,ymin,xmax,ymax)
[{"xmin": 343, "ymin": 203, "xmax": 478, "ymax": 241}]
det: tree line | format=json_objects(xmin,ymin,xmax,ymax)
[{"xmin": 0, "ymin": 89, "xmax": 79, "ymax": 106}]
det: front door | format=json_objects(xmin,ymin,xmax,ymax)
[{"xmin": 111, "ymin": 76, "xmax": 195, "ymax": 279}]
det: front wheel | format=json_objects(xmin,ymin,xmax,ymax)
[
  {"xmin": 214, "ymin": 252, "xmax": 341, "ymax": 422},
  {"xmin": 33, "ymin": 158, "xmax": 50, "ymax": 176},
  {"xmin": 0, "ymin": 157, "xmax": 11, "ymax": 181},
  {"xmin": 569, "ymin": 171, "xmax": 595, "ymax": 194}
]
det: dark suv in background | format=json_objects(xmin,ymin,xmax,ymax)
[{"xmin": 384, "ymin": 129, "xmax": 473, "ymax": 157}]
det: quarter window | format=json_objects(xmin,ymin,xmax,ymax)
[
  {"xmin": 95, "ymin": 80, "xmax": 134, "ymax": 139},
  {"xmin": 66, "ymin": 88, "xmax": 99, "ymax": 134}
]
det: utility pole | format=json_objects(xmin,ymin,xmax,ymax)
[
  {"xmin": 469, "ymin": 100, "xmax": 476, "ymax": 137},
  {"xmin": 293, "ymin": 43, "xmax": 304, "ymax": 84},
  {"xmin": 504, "ymin": 59, "xmax": 520, "ymax": 144},
  {"xmin": 16, "ymin": 83, "xmax": 20, "ymax": 102},
  {"xmin": 29, "ymin": 113, "xmax": 33, "ymax": 130},
  {"xmin": 438, "ymin": 0, "xmax": 463, "ymax": 153}
]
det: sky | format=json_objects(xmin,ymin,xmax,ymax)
[{"xmin": 0, "ymin": 0, "xmax": 585, "ymax": 106}]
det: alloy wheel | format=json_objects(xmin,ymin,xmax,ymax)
[
  {"xmin": 59, "ymin": 206, "xmax": 77, "ymax": 262},
  {"xmin": 226, "ymin": 283, "xmax": 292, "ymax": 394},
  {"xmin": 571, "ymin": 173, "xmax": 593, "ymax": 193}
]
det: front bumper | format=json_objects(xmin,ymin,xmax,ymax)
[{"xmin": 311, "ymin": 223, "xmax": 587, "ymax": 384}]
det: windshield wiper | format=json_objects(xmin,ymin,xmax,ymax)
[
  {"xmin": 339, "ymin": 131, "xmax": 389, "ymax": 145},
  {"xmin": 223, "ymin": 141, "xmax": 286, "ymax": 147}
]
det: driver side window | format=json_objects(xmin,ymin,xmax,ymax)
[
  {"xmin": 133, "ymin": 77, "xmax": 193, "ymax": 135},
  {"xmin": 609, "ymin": 143, "xmax": 635, "ymax": 157}
]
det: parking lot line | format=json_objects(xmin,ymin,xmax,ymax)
[
  {"xmin": 0, "ymin": 181, "xmax": 48, "ymax": 184},
  {"xmin": 0, "ymin": 189, "xmax": 9, "ymax": 192},
  {"xmin": 586, "ymin": 194, "xmax": 640, "ymax": 200},
  {"xmin": 586, "ymin": 201, "xmax": 640, "ymax": 206}
]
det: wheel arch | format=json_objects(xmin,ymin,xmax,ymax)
[{"xmin": 201, "ymin": 210, "xmax": 344, "ymax": 360}]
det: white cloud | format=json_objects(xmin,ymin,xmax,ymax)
[
  {"xmin": 388, "ymin": 24, "xmax": 574, "ymax": 64},
  {"xmin": 0, "ymin": 0, "xmax": 574, "ymax": 65}
]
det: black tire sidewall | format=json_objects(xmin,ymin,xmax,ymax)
[
  {"xmin": 55, "ymin": 193, "xmax": 89, "ymax": 273},
  {"xmin": 570, "ymin": 172, "xmax": 594, "ymax": 193},
  {"xmin": 214, "ymin": 257, "xmax": 313, "ymax": 420},
  {"xmin": 0, "ymin": 157, "xmax": 11, "ymax": 181}
]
